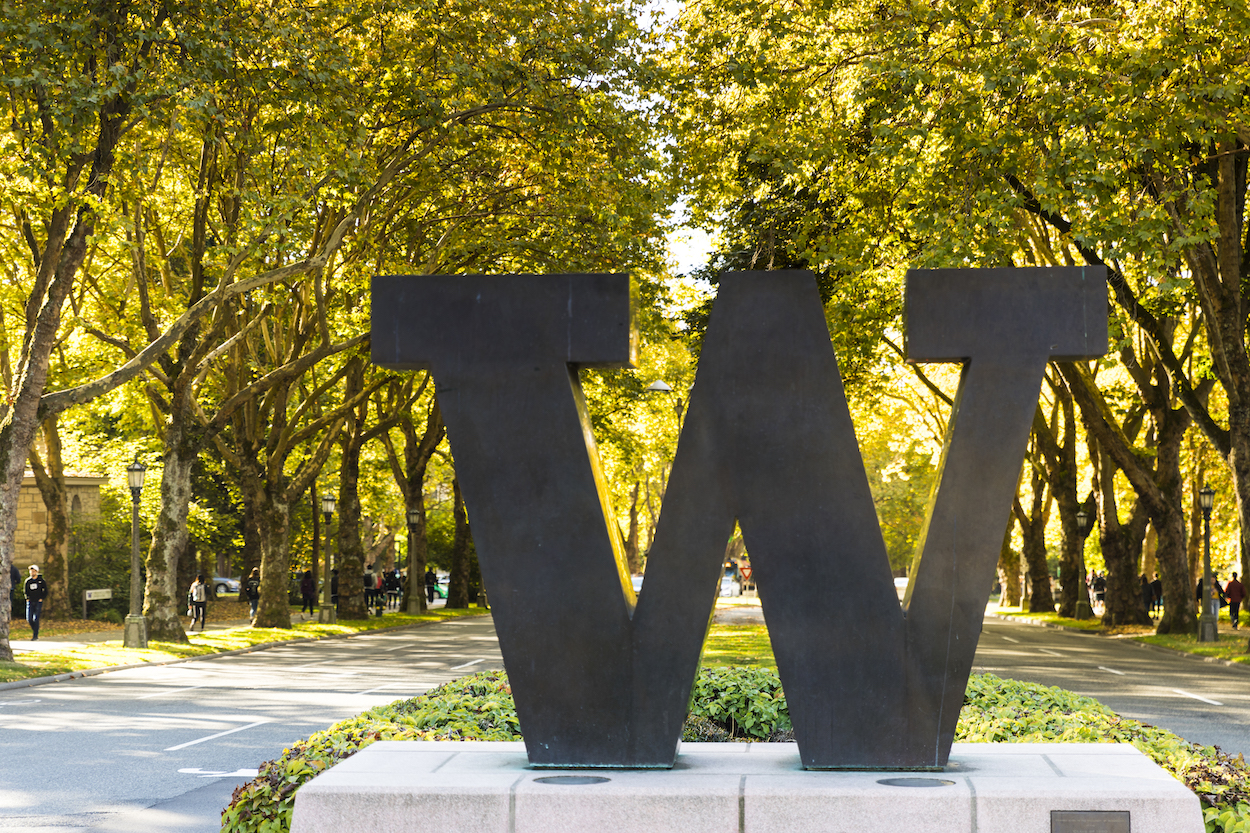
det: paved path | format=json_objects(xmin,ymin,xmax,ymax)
[
  {"xmin": 976, "ymin": 616, "xmax": 1250, "ymax": 755},
  {"xmin": 0, "ymin": 615, "xmax": 500, "ymax": 833}
]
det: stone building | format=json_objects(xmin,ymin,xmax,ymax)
[{"xmin": 13, "ymin": 472, "xmax": 108, "ymax": 571}]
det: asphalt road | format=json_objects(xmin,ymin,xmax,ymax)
[
  {"xmin": 0, "ymin": 615, "xmax": 503, "ymax": 833},
  {"xmin": 976, "ymin": 616, "xmax": 1250, "ymax": 755},
  {"xmin": 5, "ymin": 609, "xmax": 1247, "ymax": 831}
]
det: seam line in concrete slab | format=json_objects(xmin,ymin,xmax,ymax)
[
  {"xmin": 966, "ymin": 775, "xmax": 977, "ymax": 833},
  {"xmin": 738, "ymin": 774, "xmax": 746, "ymax": 833},
  {"xmin": 508, "ymin": 772, "xmax": 526, "ymax": 833},
  {"xmin": 430, "ymin": 752, "xmax": 457, "ymax": 773},
  {"xmin": 1041, "ymin": 754, "xmax": 1064, "ymax": 776},
  {"xmin": 0, "ymin": 613, "xmax": 490, "ymax": 692}
]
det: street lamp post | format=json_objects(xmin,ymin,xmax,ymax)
[
  {"xmin": 1074, "ymin": 510, "xmax": 1093, "ymax": 620},
  {"xmin": 318, "ymin": 493, "xmax": 337, "ymax": 624},
  {"xmin": 1199, "ymin": 485, "xmax": 1218, "ymax": 642},
  {"xmin": 123, "ymin": 456, "xmax": 148, "ymax": 648},
  {"xmin": 407, "ymin": 507, "xmax": 422, "ymax": 614}
]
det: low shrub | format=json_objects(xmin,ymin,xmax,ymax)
[
  {"xmin": 685, "ymin": 666, "xmax": 791, "ymax": 740},
  {"xmin": 220, "ymin": 669, "xmax": 1250, "ymax": 833}
]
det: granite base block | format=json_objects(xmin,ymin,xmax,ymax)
[{"xmin": 289, "ymin": 741, "xmax": 1203, "ymax": 833}]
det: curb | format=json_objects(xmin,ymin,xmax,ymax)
[
  {"xmin": 0, "ymin": 613, "xmax": 490, "ymax": 692},
  {"xmin": 986, "ymin": 612, "xmax": 1250, "ymax": 673}
]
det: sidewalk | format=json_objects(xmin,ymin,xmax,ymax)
[
  {"xmin": 8, "ymin": 616, "xmax": 255, "ymax": 652},
  {"xmin": 1, "ymin": 600, "xmax": 472, "ymax": 691}
]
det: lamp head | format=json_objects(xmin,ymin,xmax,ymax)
[
  {"xmin": 126, "ymin": 455, "xmax": 147, "ymax": 492},
  {"xmin": 321, "ymin": 494, "xmax": 336, "ymax": 516},
  {"xmin": 1199, "ymin": 485, "xmax": 1215, "ymax": 514}
]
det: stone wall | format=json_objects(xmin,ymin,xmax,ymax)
[{"xmin": 12, "ymin": 474, "xmax": 107, "ymax": 571}]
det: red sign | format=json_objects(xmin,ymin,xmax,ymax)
[{"xmin": 739, "ymin": 566, "xmax": 753, "ymax": 582}]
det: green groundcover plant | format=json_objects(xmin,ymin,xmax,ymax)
[{"xmin": 221, "ymin": 670, "xmax": 1250, "ymax": 833}]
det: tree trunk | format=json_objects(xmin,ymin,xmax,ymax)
[
  {"xmin": 252, "ymin": 486, "xmax": 294, "ymax": 629},
  {"xmin": 625, "ymin": 479, "xmax": 642, "ymax": 574},
  {"xmin": 1020, "ymin": 518, "xmax": 1054, "ymax": 613},
  {"xmin": 336, "ymin": 439, "xmax": 367, "ymax": 620},
  {"xmin": 1091, "ymin": 442, "xmax": 1152, "ymax": 627},
  {"xmin": 1142, "ymin": 526, "xmax": 1157, "ymax": 581},
  {"xmin": 1039, "ymin": 378, "xmax": 1091, "ymax": 618},
  {"xmin": 1014, "ymin": 459, "xmax": 1055, "ymax": 613},
  {"xmin": 28, "ymin": 416, "xmax": 71, "ymax": 619},
  {"xmin": 997, "ymin": 518, "xmax": 1022, "ymax": 607},
  {"xmin": 142, "ymin": 402, "xmax": 198, "ymax": 642},
  {"xmin": 403, "ymin": 497, "xmax": 429, "ymax": 613},
  {"xmin": 310, "ymin": 481, "xmax": 320, "ymax": 597},
  {"xmin": 446, "ymin": 477, "xmax": 471, "ymax": 609},
  {"xmin": 239, "ymin": 497, "xmax": 262, "ymax": 602}
]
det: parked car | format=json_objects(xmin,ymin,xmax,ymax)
[{"xmin": 214, "ymin": 576, "xmax": 240, "ymax": 595}]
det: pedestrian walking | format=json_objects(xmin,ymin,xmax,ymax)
[
  {"xmin": 245, "ymin": 567, "xmax": 261, "ymax": 620},
  {"xmin": 300, "ymin": 570, "xmax": 316, "ymax": 616},
  {"xmin": 1151, "ymin": 573, "xmax": 1163, "ymax": 615},
  {"xmin": 1226, "ymin": 572, "xmax": 1245, "ymax": 630},
  {"xmin": 1140, "ymin": 574, "xmax": 1154, "ymax": 618},
  {"xmin": 188, "ymin": 574, "xmax": 208, "ymax": 631},
  {"xmin": 425, "ymin": 566, "xmax": 438, "ymax": 604},
  {"xmin": 23, "ymin": 565, "xmax": 48, "ymax": 641}
]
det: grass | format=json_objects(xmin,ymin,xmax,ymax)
[
  {"xmin": 988, "ymin": 604, "xmax": 1107, "ymax": 632},
  {"xmin": 0, "ymin": 606, "xmax": 488, "ymax": 684},
  {"xmin": 1139, "ymin": 630, "xmax": 1250, "ymax": 664},
  {"xmin": 702, "ymin": 623, "xmax": 774, "ymax": 667}
]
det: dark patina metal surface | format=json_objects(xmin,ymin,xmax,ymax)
[{"xmin": 371, "ymin": 266, "xmax": 1107, "ymax": 770}]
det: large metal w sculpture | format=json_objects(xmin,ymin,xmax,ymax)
[{"xmin": 372, "ymin": 268, "xmax": 1107, "ymax": 770}]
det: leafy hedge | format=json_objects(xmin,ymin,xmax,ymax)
[{"xmin": 221, "ymin": 670, "xmax": 1250, "ymax": 833}]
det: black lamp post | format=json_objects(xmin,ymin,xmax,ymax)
[
  {"xmin": 124, "ymin": 455, "xmax": 148, "ymax": 648},
  {"xmin": 318, "ymin": 492, "xmax": 337, "ymax": 623},
  {"xmin": 406, "ymin": 507, "xmax": 422, "ymax": 614},
  {"xmin": 1199, "ymin": 485, "xmax": 1217, "ymax": 642},
  {"xmin": 1074, "ymin": 509, "xmax": 1093, "ymax": 620}
]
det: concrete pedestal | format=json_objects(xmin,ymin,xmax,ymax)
[
  {"xmin": 122, "ymin": 614, "xmax": 147, "ymax": 649},
  {"xmin": 290, "ymin": 741, "xmax": 1202, "ymax": 833},
  {"xmin": 317, "ymin": 607, "xmax": 337, "ymax": 624}
]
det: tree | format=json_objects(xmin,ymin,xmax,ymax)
[
  {"xmin": 0, "ymin": 1, "xmax": 282, "ymax": 659},
  {"xmin": 380, "ymin": 381, "xmax": 443, "ymax": 613}
]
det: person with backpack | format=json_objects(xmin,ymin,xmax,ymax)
[
  {"xmin": 188, "ymin": 574, "xmax": 208, "ymax": 631},
  {"xmin": 245, "ymin": 567, "xmax": 261, "ymax": 620}
]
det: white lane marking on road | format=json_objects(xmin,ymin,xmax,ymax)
[
  {"xmin": 179, "ymin": 767, "xmax": 260, "ymax": 778},
  {"xmin": 382, "ymin": 643, "xmax": 411, "ymax": 651},
  {"xmin": 1038, "ymin": 648, "xmax": 1063, "ymax": 657},
  {"xmin": 1000, "ymin": 636, "xmax": 1020, "ymax": 643},
  {"xmin": 356, "ymin": 683, "xmax": 400, "ymax": 695},
  {"xmin": 450, "ymin": 659, "xmax": 484, "ymax": 671},
  {"xmin": 164, "ymin": 720, "xmax": 270, "ymax": 751},
  {"xmin": 1098, "ymin": 666, "xmax": 1126, "ymax": 676},
  {"xmin": 0, "ymin": 699, "xmax": 40, "ymax": 706},
  {"xmin": 138, "ymin": 684, "xmax": 208, "ymax": 700},
  {"xmin": 1173, "ymin": 688, "xmax": 1223, "ymax": 706}
]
